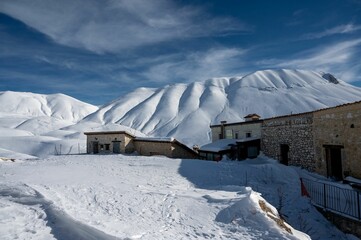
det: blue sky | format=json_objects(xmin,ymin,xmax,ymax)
[{"xmin": 1, "ymin": 0, "xmax": 361, "ymax": 105}]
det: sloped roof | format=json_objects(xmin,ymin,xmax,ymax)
[{"xmin": 199, "ymin": 139, "xmax": 237, "ymax": 152}]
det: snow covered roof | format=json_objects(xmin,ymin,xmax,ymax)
[
  {"xmin": 210, "ymin": 119, "xmax": 263, "ymax": 128},
  {"xmin": 133, "ymin": 137, "xmax": 175, "ymax": 142},
  {"xmin": 263, "ymin": 100, "xmax": 361, "ymax": 121},
  {"xmin": 199, "ymin": 139, "xmax": 238, "ymax": 152},
  {"xmin": 236, "ymin": 137, "xmax": 260, "ymax": 143},
  {"xmin": 84, "ymin": 131, "xmax": 136, "ymax": 138}
]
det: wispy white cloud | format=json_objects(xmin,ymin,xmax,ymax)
[
  {"xmin": 0, "ymin": 0, "xmax": 250, "ymax": 53},
  {"xmin": 257, "ymin": 38, "xmax": 361, "ymax": 82},
  {"xmin": 138, "ymin": 48, "xmax": 247, "ymax": 83},
  {"xmin": 301, "ymin": 23, "xmax": 361, "ymax": 40}
]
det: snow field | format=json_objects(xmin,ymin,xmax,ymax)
[{"xmin": 0, "ymin": 154, "xmax": 355, "ymax": 239}]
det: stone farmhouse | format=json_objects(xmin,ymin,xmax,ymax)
[
  {"xmin": 198, "ymin": 114, "xmax": 262, "ymax": 160},
  {"xmin": 84, "ymin": 131, "xmax": 198, "ymax": 159},
  {"xmin": 262, "ymin": 100, "xmax": 361, "ymax": 180}
]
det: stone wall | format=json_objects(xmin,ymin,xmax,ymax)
[
  {"xmin": 313, "ymin": 102, "xmax": 361, "ymax": 178},
  {"xmin": 172, "ymin": 142, "xmax": 199, "ymax": 159},
  {"xmin": 262, "ymin": 113, "xmax": 315, "ymax": 171},
  {"xmin": 134, "ymin": 140, "xmax": 173, "ymax": 157},
  {"xmin": 134, "ymin": 140, "xmax": 198, "ymax": 159},
  {"xmin": 317, "ymin": 208, "xmax": 361, "ymax": 238}
]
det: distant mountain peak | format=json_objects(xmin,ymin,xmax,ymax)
[{"xmin": 321, "ymin": 73, "xmax": 339, "ymax": 84}]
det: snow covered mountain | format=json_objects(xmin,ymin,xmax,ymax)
[
  {"xmin": 1, "ymin": 69, "xmax": 361, "ymax": 157},
  {"xmin": 0, "ymin": 91, "xmax": 98, "ymax": 157},
  {"xmin": 0, "ymin": 91, "xmax": 97, "ymax": 122},
  {"xmin": 81, "ymin": 69, "xmax": 361, "ymax": 146}
]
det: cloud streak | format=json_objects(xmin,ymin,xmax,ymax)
[
  {"xmin": 0, "ymin": 0, "xmax": 250, "ymax": 53},
  {"xmin": 257, "ymin": 38, "xmax": 361, "ymax": 82},
  {"xmin": 301, "ymin": 23, "xmax": 361, "ymax": 40},
  {"xmin": 138, "ymin": 48, "xmax": 247, "ymax": 83}
]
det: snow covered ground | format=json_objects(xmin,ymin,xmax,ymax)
[{"xmin": 0, "ymin": 154, "xmax": 356, "ymax": 240}]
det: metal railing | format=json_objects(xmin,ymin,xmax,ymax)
[{"xmin": 301, "ymin": 178, "xmax": 361, "ymax": 221}]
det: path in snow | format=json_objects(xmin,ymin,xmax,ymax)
[{"xmin": 0, "ymin": 184, "xmax": 119, "ymax": 240}]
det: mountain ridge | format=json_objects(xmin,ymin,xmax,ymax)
[{"xmin": 81, "ymin": 69, "xmax": 361, "ymax": 146}]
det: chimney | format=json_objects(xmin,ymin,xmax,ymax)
[{"xmin": 220, "ymin": 121, "xmax": 227, "ymax": 139}]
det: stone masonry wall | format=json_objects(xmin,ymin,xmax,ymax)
[
  {"xmin": 262, "ymin": 113, "xmax": 315, "ymax": 171},
  {"xmin": 313, "ymin": 102, "xmax": 361, "ymax": 178}
]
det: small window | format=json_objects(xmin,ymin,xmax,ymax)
[
  {"xmin": 246, "ymin": 132, "xmax": 252, "ymax": 138},
  {"xmin": 105, "ymin": 144, "xmax": 110, "ymax": 150},
  {"xmin": 235, "ymin": 132, "xmax": 239, "ymax": 139},
  {"xmin": 350, "ymin": 124, "xmax": 355, "ymax": 128},
  {"xmin": 226, "ymin": 129, "xmax": 233, "ymax": 139},
  {"xmin": 100, "ymin": 144, "xmax": 104, "ymax": 150}
]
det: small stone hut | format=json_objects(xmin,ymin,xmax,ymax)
[
  {"xmin": 133, "ymin": 137, "xmax": 198, "ymax": 159},
  {"xmin": 84, "ymin": 131, "xmax": 135, "ymax": 154},
  {"xmin": 84, "ymin": 131, "xmax": 198, "ymax": 159}
]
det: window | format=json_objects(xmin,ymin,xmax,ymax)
[
  {"xmin": 226, "ymin": 129, "xmax": 233, "ymax": 139},
  {"xmin": 100, "ymin": 144, "xmax": 104, "ymax": 150},
  {"xmin": 105, "ymin": 144, "xmax": 110, "ymax": 150},
  {"xmin": 235, "ymin": 132, "xmax": 239, "ymax": 139},
  {"xmin": 246, "ymin": 132, "xmax": 252, "ymax": 138}
]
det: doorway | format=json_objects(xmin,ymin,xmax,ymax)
[
  {"xmin": 280, "ymin": 144, "xmax": 289, "ymax": 165},
  {"xmin": 92, "ymin": 142, "xmax": 99, "ymax": 154},
  {"xmin": 324, "ymin": 145, "xmax": 343, "ymax": 180},
  {"xmin": 112, "ymin": 141, "xmax": 121, "ymax": 153}
]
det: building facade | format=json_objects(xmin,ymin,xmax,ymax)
[
  {"xmin": 261, "ymin": 112, "xmax": 315, "ymax": 170},
  {"xmin": 201, "ymin": 114, "xmax": 263, "ymax": 161},
  {"xmin": 313, "ymin": 101, "xmax": 361, "ymax": 179},
  {"xmin": 84, "ymin": 131, "xmax": 135, "ymax": 154},
  {"xmin": 210, "ymin": 119, "xmax": 262, "ymax": 142},
  {"xmin": 133, "ymin": 138, "xmax": 199, "ymax": 159},
  {"xmin": 261, "ymin": 101, "xmax": 361, "ymax": 180},
  {"xmin": 84, "ymin": 132, "xmax": 198, "ymax": 159}
]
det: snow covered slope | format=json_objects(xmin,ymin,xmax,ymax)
[
  {"xmin": 82, "ymin": 69, "xmax": 361, "ymax": 146},
  {"xmin": 1, "ymin": 154, "xmax": 351, "ymax": 239},
  {"xmin": 0, "ymin": 91, "xmax": 98, "ymax": 122},
  {"xmin": 0, "ymin": 91, "xmax": 98, "ymax": 158}
]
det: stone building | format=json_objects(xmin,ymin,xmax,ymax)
[
  {"xmin": 84, "ymin": 131, "xmax": 135, "ymax": 154},
  {"xmin": 200, "ymin": 114, "xmax": 263, "ymax": 161},
  {"xmin": 313, "ymin": 101, "xmax": 361, "ymax": 180},
  {"xmin": 210, "ymin": 114, "xmax": 262, "ymax": 141},
  {"xmin": 84, "ymin": 131, "xmax": 198, "ymax": 159},
  {"xmin": 261, "ymin": 112, "xmax": 314, "ymax": 170},
  {"xmin": 261, "ymin": 100, "xmax": 361, "ymax": 180},
  {"xmin": 133, "ymin": 137, "xmax": 199, "ymax": 159}
]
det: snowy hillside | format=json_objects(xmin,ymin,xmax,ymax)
[
  {"xmin": 0, "ymin": 91, "xmax": 98, "ymax": 158},
  {"xmin": 0, "ymin": 154, "xmax": 353, "ymax": 240},
  {"xmin": 81, "ymin": 69, "xmax": 361, "ymax": 146},
  {"xmin": 0, "ymin": 91, "xmax": 97, "ymax": 122}
]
